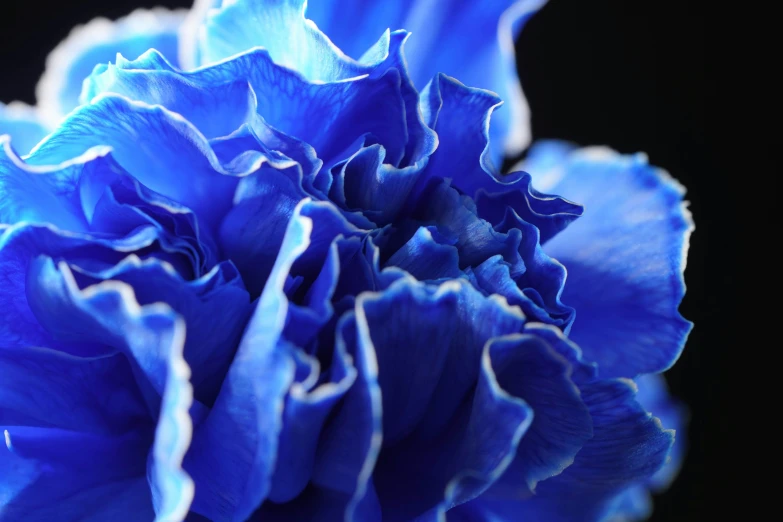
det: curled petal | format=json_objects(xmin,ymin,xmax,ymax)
[
  {"xmin": 27, "ymin": 95, "xmax": 247, "ymax": 226},
  {"xmin": 525, "ymin": 144, "xmax": 694, "ymax": 377},
  {"xmin": 184, "ymin": 201, "xmax": 313, "ymax": 521},
  {"xmin": 2, "ymin": 263, "xmax": 195, "ymax": 520},
  {"xmin": 355, "ymin": 277, "xmax": 527, "ymax": 518},
  {"xmin": 463, "ymin": 379, "xmax": 674, "ymax": 522},
  {"xmin": 35, "ymin": 8, "xmax": 186, "ymax": 126},
  {"xmin": 306, "ymin": 0, "xmax": 547, "ymax": 160}
]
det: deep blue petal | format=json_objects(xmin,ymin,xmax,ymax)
[
  {"xmin": 0, "ymin": 223, "xmax": 172, "ymax": 356},
  {"xmin": 475, "ymin": 379, "xmax": 674, "ymax": 522},
  {"xmin": 1, "ymin": 255, "xmax": 195, "ymax": 519},
  {"xmin": 184, "ymin": 202, "xmax": 313, "ymax": 521},
  {"xmin": 417, "ymin": 75, "xmax": 582, "ymax": 237},
  {"xmin": 35, "ymin": 8, "xmax": 185, "ymax": 125},
  {"xmin": 308, "ymin": 313, "xmax": 383, "ymax": 522},
  {"xmin": 524, "ymin": 144, "xmax": 694, "ymax": 377},
  {"xmin": 61, "ymin": 257, "xmax": 251, "ymax": 405},
  {"xmin": 0, "ymin": 440, "xmax": 154, "ymax": 522},
  {"xmin": 353, "ymin": 277, "xmax": 528, "ymax": 519},
  {"xmin": 0, "ymin": 102, "xmax": 49, "ymax": 155},
  {"xmin": 480, "ymin": 328, "xmax": 592, "ymax": 499},
  {"xmin": 0, "ymin": 348, "xmax": 150, "ymax": 436}
]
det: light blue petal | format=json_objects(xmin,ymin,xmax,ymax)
[
  {"xmin": 0, "ymin": 102, "xmax": 50, "ymax": 155},
  {"xmin": 83, "ymin": 50, "xmax": 257, "ymax": 140},
  {"xmin": 525, "ymin": 144, "xmax": 694, "ymax": 377},
  {"xmin": 184, "ymin": 201, "xmax": 313, "ymax": 521},
  {"xmin": 197, "ymin": 0, "xmax": 373, "ymax": 81},
  {"xmin": 0, "ymin": 136, "xmax": 111, "ymax": 232},
  {"xmin": 35, "ymin": 8, "xmax": 186, "ymax": 125},
  {"xmin": 26, "ymin": 94, "xmax": 247, "ymax": 226}
]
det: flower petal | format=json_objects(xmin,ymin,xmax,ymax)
[
  {"xmin": 197, "ymin": 0, "xmax": 372, "ymax": 81},
  {"xmin": 0, "ymin": 102, "xmax": 50, "ymax": 155},
  {"xmin": 524, "ymin": 144, "xmax": 694, "ymax": 377},
  {"xmin": 2, "ymin": 263, "xmax": 195, "ymax": 520},
  {"xmin": 634, "ymin": 373, "xmax": 688, "ymax": 491},
  {"xmin": 26, "ymin": 94, "xmax": 245, "ymax": 226},
  {"xmin": 83, "ymin": 50, "xmax": 258, "ymax": 140},
  {"xmin": 0, "ymin": 347, "xmax": 150, "ymax": 436},
  {"xmin": 54, "ymin": 257, "xmax": 252, "ymax": 406},
  {"xmin": 86, "ymin": 37, "xmax": 428, "ymax": 169},
  {"xmin": 352, "ymin": 277, "xmax": 528, "ymax": 519},
  {"xmin": 480, "ymin": 327, "xmax": 592, "ymax": 499},
  {"xmin": 0, "ymin": 136, "xmax": 113, "ymax": 232},
  {"xmin": 417, "ymin": 75, "xmax": 582, "ymax": 239},
  {"xmin": 35, "ymin": 8, "xmax": 186, "ymax": 126},
  {"xmin": 184, "ymin": 201, "xmax": 313, "ymax": 521},
  {"xmin": 462, "ymin": 379, "xmax": 674, "ymax": 522},
  {"xmin": 306, "ymin": 0, "xmax": 547, "ymax": 160}
]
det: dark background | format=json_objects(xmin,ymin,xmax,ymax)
[{"xmin": 1, "ymin": 1, "xmax": 731, "ymax": 520}]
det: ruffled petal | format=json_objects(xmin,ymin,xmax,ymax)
[
  {"xmin": 1, "ymin": 266, "xmax": 195, "ymax": 520},
  {"xmin": 523, "ymin": 144, "xmax": 694, "ymax": 377},
  {"xmin": 464, "ymin": 379, "xmax": 674, "ymax": 522},
  {"xmin": 35, "ymin": 8, "xmax": 186, "ymax": 126},
  {"xmin": 0, "ymin": 348, "xmax": 150, "ymax": 436},
  {"xmin": 184, "ymin": 201, "xmax": 313, "ymax": 521},
  {"xmin": 1, "ymin": 136, "xmax": 108, "ymax": 232},
  {"xmin": 354, "ymin": 277, "xmax": 529, "ymax": 519},
  {"xmin": 306, "ymin": 0, "xmax": 546, "ymax": 160},
  {"xmin": 48, "ymin": 257, "xmax": 252, "ymax": 405},
  {"xmin": 418, "ymin": 75, "xmax": 582, "ymax": 236},
  {"xmin": 83, "ymin": 50, "xmax": 257, "ymax": 141},
  {"xmin": 26, "ymin": 94, "xmax": 246, "ymax": 226},
  {"xmin": 89, "ymin": 29, "xmax": 436, "ymax": 169},
  {"xmin": 480, "ymin": 327, "xmax": 593, "ymax": 500},
  {"xmin": 0, "ymin": 102, "xmax": 50, "ymax": 155},
  {"xmin": 0, "ymin": 223, "xmax": 170, "ymax": 355}
]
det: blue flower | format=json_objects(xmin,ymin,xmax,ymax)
[{"xmin": 0, "ymin": 1, "xmax": 692, "ymax": 521}]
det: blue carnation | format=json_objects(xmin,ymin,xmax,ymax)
[{"xmin": 0, "ymin": 1, "xmax": 692, "ymax": 521}]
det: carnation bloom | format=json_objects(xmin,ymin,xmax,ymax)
[{"xmin": 0, "ymin": 1, "xmax": 692, "ymax": 521}]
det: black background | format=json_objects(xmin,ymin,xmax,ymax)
[{"xmin": 1, "ymin": 1, "xmax": 731, "ymax": 520}]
